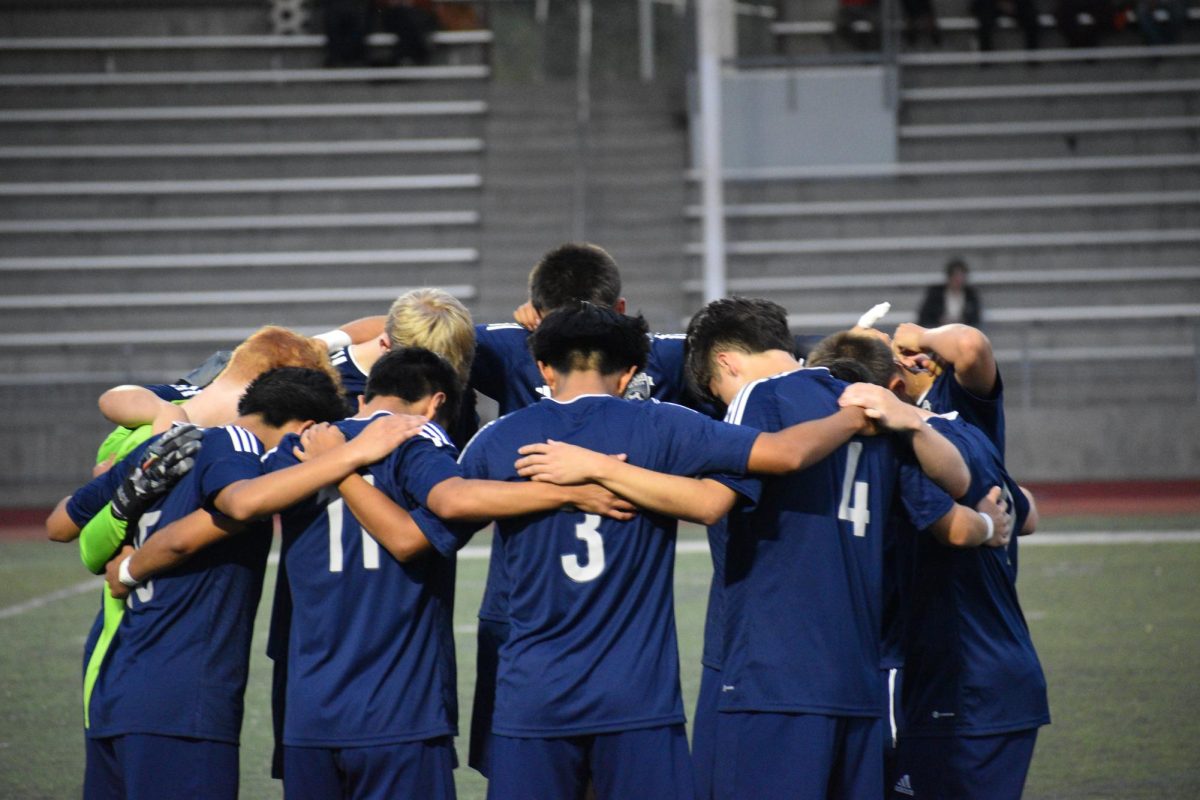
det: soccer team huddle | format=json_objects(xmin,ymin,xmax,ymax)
[{"xmin": 47, "ymin": 243, "xmax": 1049, "ymax": 800}]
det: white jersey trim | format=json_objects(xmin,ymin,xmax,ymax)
[{"xmin": 225, "ymin": 425, "xmax": 261, "ymax": 455}]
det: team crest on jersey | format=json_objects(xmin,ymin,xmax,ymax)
[{"xmin": 623, "ymin": 371, "xmax": 655, "ymax": 401}]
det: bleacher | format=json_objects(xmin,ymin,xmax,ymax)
[
  {"xmin": 688, "ymin": 7, "xmax": 1200, "ymax": 409},
  {"xmin": 0, "ymin": 1, "xmax": 491, "ymax": 503}
]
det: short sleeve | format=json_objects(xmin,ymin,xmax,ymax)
[
  {"xmin": 394, "ymin": 425, "xmax": 464, "ymax": 504},
  {"xmin": 897, "ymin": 459, "xmax": 956, "ymax": 532},
  {"xmin": 650, "ymin": 402, "xmax": 759, "ymax": 479},
  {"xmin": 469, "ymin": 324, "xmax": 511, "ymax": 402},
  {"xmin": 196, "ymin": 431, "xmax": 266, "ymax": 511}
]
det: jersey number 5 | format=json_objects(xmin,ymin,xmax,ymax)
[
  {"xmin": 838, "ymin": 442, "xmax": 871, "ymax": 538},
  {"xmin": 561, "ymin": 514, "xmax": 605, "ymax": 583},
  {"xmin": 328, "ymin": 475, "xmax": 382, "ymax": 572},
  {"xmin": 128, "ymin": 510, "xmax": 159, "ymax": 607}
]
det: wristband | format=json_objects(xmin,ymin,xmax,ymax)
[
  {"xmin": 314, "ymin": 329, "xmax": 353, "ymax": 352},
  {"xmin": 980, "ymin": 512, "xmax": 995, "ymax": 543},
  {"xmin": 118, "ymin": 556, "xmax": 140, "ymax": 588}
]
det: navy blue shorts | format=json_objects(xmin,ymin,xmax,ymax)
[
  {"xmin": 84, "ymin": 733, "xmax": 238, "ymax": 800},
  {"xmin": 284, "ymin": 737, "xmax": 456, "ymax": 800},
  {"xmin": 713, "ymin": 711, "xmax": 883, "ymax": 800},
  {"xmin": 692, "ymin": 664, "xmax": 722, "ymax": 800},
  {"xmin": 891, "ymin": 728, "xmax": 1039, "ymax": 800},
  {"xmin": 487, "ymin": 724, "xmax": 694, "ymax": 800},
  {"xmin": 468, "ymin": 616, "xmax": 509, "ymax": 777}
]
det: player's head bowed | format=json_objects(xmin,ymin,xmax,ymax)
[
  {"xmin": 365, "ymin": 347, "xmax": 463, "ymax": 426},
  {"xmin": 684, "ymin": 296, "xmax": 793, "ymax": 402},
  {"xmin": 237, "ymin": 367, "xmax": 347, "ymax": 428},
  {"xmin": 529, "ymin": 302, "xmax": 649, "ymax": 377}
]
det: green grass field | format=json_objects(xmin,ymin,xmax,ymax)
[{"xmin": 2, "ymin": 524, "xmax": 1199, "ymax": 799}]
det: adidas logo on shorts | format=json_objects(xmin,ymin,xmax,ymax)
[{"xmin": 894, "ymin": 774, "xmax": 915, "ymax": 797}]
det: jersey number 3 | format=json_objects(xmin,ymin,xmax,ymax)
[{"xmin": 561, "ymin": 514, "xmax": 605, "ymax": 583}]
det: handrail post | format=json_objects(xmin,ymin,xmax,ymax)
[
  {"xmin": 696, "ymin": 0, "xmax": 728, "ymax": 303},
  {"xmin": 573, "ymin": 0, "xmax": 593, "ymax": 240},
  {"xmin": 639, "ymin": 0, "xmax": 655, "ymax": 82}
]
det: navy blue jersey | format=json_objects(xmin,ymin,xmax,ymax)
[
  {"xmin": 330, "ymin": 346, "xmax": 370, "ymax": 399},
  {"xmin": 470, "ymin": 323, "xmax": 695, "ymax": 623},
  {"xmin": 715, "ymin": 369, "xmax": 948, "ymax": 719},
  {"xmin": 700, "ymin": 518, "xmax": 729, "ymax": 670},
  {"xmin": 459, "ymin": 394, "xmax": 758, "ymax": 736},
  {"xmin": 88, "ymin": 425, "xmax": 272, "ymax": 744},
  {"xmin": 470, "ymin": 324, "xmax": 693, "ymax": 415},
  {"xmin": 145, "ymin": 382, "xmax": 201, "ymax": 402},
  {"xmin": 66, "ymin": 439, "xmax": 156, "ymax": 528},
  {"xmin": 898, "ymin": 414, "xmax": 1049, "ymax": 737},
  {"xmin": 919, "ymin": 365, "xmax": 1005, "ymax": 457},
  {"xmin": 266, "ymin": 413, "xmax": 472, "ymax": 748}
]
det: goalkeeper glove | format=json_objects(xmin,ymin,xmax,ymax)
[{"xmin": 110, "ymin": 423, "xmax": 204, "ymax": 523}]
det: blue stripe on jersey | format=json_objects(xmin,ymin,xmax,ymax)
[{"xmin": 459, "ymin": 394, "xmax": 757, "ymax": 736}]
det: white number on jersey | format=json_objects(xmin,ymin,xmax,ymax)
[
  {"xmin": 128, "ymin": 510, "xmax": 160, "ymax": 607},
  {"xmin": 561, "ymin": 514, "xmax": 606, "ymax": 583},
  {"xmin": 838, "ymin": 442, "xmax": 871, "ymax": 538},
  {"xmin": 328, "ymin": 475, "xmax": 381, "ymax": 572}
]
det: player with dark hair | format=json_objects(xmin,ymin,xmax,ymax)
[
  {"xmin": 466, "ymin": 302, "xmax": 923, "ymax": 798},
  {"xmin": 811, "ymin": 331, "xmax": 1048, "ymax": 799},
  {"xmin": 518, "ymin": 299, "xmax": 1006, "ymax": 800},
  {"xmin": 465, "ymin": 243, "xmax": 697, "ymax": 778},
  {"xmin": 68, "ymin": 367, "xmax": 391, "ymax": 800},
  {"xmin": 106, "ymin": 348, "xmax": 634, "ymax": 798},
  {"xmin": 892, "ymin": 321, "xmax": 1004, "ymax": 455}
]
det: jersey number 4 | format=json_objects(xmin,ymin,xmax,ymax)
[
  {"xmin": 561, "ymin": 514, "xmax": 605, "ymax": 583},
  {"xmin": 328, "ymin": 475, "xmax": 381, "ymax": 572},
  {"xmin": 838, "ymin": 442, "xmax": 871, "ymax": 538}
]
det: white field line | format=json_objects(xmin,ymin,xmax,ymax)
[
  {"xmin": 0, "ymin": 578, "xmax": 99, "ymax": 620},
  {"xmin": 5, "ymin": 531, "xmax": 1197, "ymax": 621}
]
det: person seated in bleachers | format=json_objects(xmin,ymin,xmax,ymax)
[{"xmin": 917, "ymin": 257, "xmax": 982, "ymax": 329}]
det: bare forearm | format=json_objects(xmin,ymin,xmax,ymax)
[
  {"xmin": 340, "ymin": 315, "xmax": 387, "ymax": 344},
  {"xmin": 46, "ymin": 497, "xmax": 80, "ymax": 542},
  {"xmin": 748, "ymin": 407, "xmax": 868, "ymax": 475},
  {"xmin": 337, "ymin": 474, "xmax": 433, "ymax": 561},
  {"xmin": 217, "ymin": 448, "xmax": 365, "ymax": 521},
  {"xmin": 126, "ymin": 511, "xmax": 235, "ymax": 582},
  {"xmin": 920, "ymin": 324, "xmax": 996, "ymax": 394},
  {"xmin": 98, "ymin": 386, "xmax": 171, "ymax": 428},
  {"xmin": 909, "ymin": 424, "xmax": 971, "ymax": 499},
  {"xmin": 928, "ymin": 504, "xmax": 990, "ymax": 548},
  {"xmin": 430, "ymin": 477, "xmax": 577, "ymax": 523},
  {"xmin": 587, "ymin": 462, "xmax": 734, "ymax": 525}
]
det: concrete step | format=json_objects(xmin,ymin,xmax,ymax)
[
  {"xmin": 0, "ymin": 151, "xmax": 483, "ymax": 181},
  {"xmin": 902, "ymin": 90, "xmax": 1200, "ymax": 125},
  {"xmin": 0, "ymin": 76, "xmax": 487, "ymax": 108},
  {"xmin": 712, "ymin": 160, "xmax": 1200, "ymax": 203},
  {"xmin": 0, "ymin": 222, "xmax": 478, "ymax": 256},
  {"xmin": 899, "ymin": 128, "xmax": 1200, "ymax": 160},
  {"xmin": 689, "ymin": 239, "xmax": 1200, "ymax": 274},
  {"xmin": 901, "ymin": 53, "xmax": 1200, "ymax": 88},
  {"xmin": 0, "ymin": 32, "xmax": 492, "ymax": 73},
  {"xmin": 0, "ymin": 257, "xmax": 481, "ymax": 299},
  {"xmin": 0, "ymin": 6, "xmax": 270, "ymax": 38}
]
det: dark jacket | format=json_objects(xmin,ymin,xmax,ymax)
[{"xmin": 917, "ymin": 285, "xmax": 982, "ymax": 328}]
